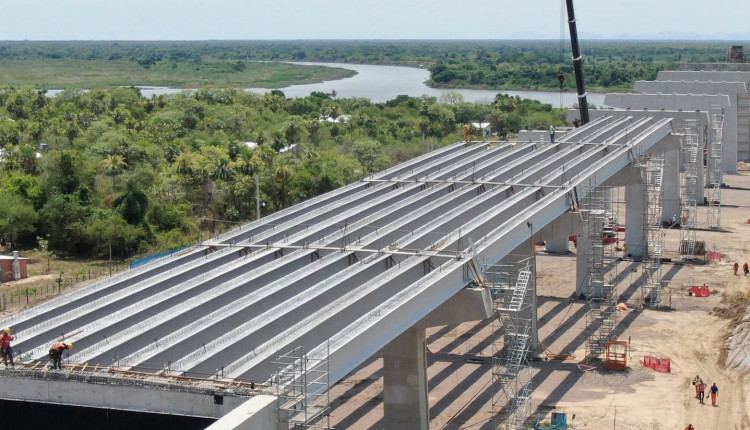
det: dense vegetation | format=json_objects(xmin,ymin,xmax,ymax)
[
  {"xmin": 0, "ymin": 85, "xmax": 562, "ymax": 260},
  {"xmin": 0, "ymin": 40, "xmax": 733, "ymax": 91},
  {"xmin": 423, "ymin": 40, "xmax": 732, "ymax": 91},
  {"xmin": 0, "ymin": 39, "xmax": 733, "ymax": 260}
]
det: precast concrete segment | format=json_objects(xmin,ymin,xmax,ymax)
[
  {"xmin": 78, "ymin": 127, "xmax": 652, "ymax": 372},
  {"xmin": 0, "ymin": 245, "xmax": 205, "ymax": 332},
  {"xmin": 217, "ymin": 144, "xmax": 495, "ymax": 248},
  {"xmin": 205, "ymin": 395, "xmax": 279, "ymax": 430},
  {"xmin": 299, "ymin": 119, "xmax": 673, "ymax": 388},
  {"xmin": 604, "ymin": 93, "xmax": 736, "ymax": 173},
  {"xmin": 634, "ymin": 80, "xmax": 750, "ymax": 161},
  {"xmin": 124, "ymin": 250, "xmax": 418, "ymax": 374},
  {"xmin": 54, "ymin": 148, "xmax": 500, "ymax": 362},
  {"xmin": 559, "ymin": 116, "xmax": 637, "ymax": 144},
  {"xmin": 70, "ymin": 247, "xmax": 338, "ymax": 365},
  {"xmin": 15, "ymin": 247, "xmax": 265, "ymax": 355},
  {"xmin": 244, "ymin": 142, "xmax": 629, "ymax": 381},
  {"xmin": 2, "ymin": 117, "xmax": 673, "ymax": 407},
  {"xmin": 74, "ymin": 146, "xmax": 547, "ymax": 372},
  {"xmin": 208, "ymin": 140, "xmax": 473, "ymax": 245},
  {"xmin": 14, "ymin": 247, "xmax": 282, "ymax": 361},
  {"xmin": 197, "ymin": 253, "xmax": 449, "ymax": 380},
  {"xmin": 0, "ymin": 369, "xmax": 246, "ymax": 419}
]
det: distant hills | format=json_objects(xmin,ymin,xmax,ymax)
[{"xmin": 508, "ymin": 31, "xmax": 750, "ymax": 41}]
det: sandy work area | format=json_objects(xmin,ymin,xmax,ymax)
[{"xmin": 325, "ymin": 169, "xmax": 750, "ymax": 430}]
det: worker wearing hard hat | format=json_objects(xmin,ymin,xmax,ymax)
[
  {"xmin": 0, "ymin": 327, "xmax": 15, "ymax": 367},
  {"xmin": 48, "ymin": 342, "xmax": 73, "ymax": 370}
]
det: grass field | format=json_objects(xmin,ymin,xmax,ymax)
[{"xmin": 0, "ymin": 58, "xmax": 355, "ymax": 89}]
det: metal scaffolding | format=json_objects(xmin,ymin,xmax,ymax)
[
  {"xmin": 680, "ymin": 121, "xmax": 700, "ymax": 259},
  {"xmin": 642, "ymin": 156, "xmax": 665, "ymax": 307},
  {"xmin": 582, "ymin": 187, "xmax": 620, "ymax": 360},
  {"xmin": 275, "ymin": 345, "xmax": 332, "ymax": 430},
  {"xmin": 488, "ymin": 257, "xmax": 534, "ymax": 430},
  {"xmin": 707, "ymin": 107, "xmax": 724, "ymax": 229}
]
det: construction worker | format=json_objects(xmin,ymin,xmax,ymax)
[
  {"xmin": 743, "ymin": 262, "xmax": 748, "ymax": 276},
  {"xmin": 710, "ymin": 382, "xmax": 718, "ymax": 406},
  {"xmin": 685, "ymin": 425, "xmax": 695, "ymax": 430},
  {"xmin": 697, "ymin": 379, "xmax": 707, "ymax": 404},
  {"xmin": 48, "ymin": 342, "xmax": 72, "ymax": 370},
  {"xmin": 692, "ymin": 374, "xmax": 701, "ymax": 398},
  {"xmin": 464, "ymin": 124, "xmax": 471, "ymax": 142},
  {"xmin": 549, "ymin": 125, "xmax": 556, "ymax": 143},
  {"xmin": 734, "ymin": 262, "xmax": 739, "ymax": 275},
  {"xmin": 0, "ymin": 327, "xmax": 15, "ymax": 367}
]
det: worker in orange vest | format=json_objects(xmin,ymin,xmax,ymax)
[
  {"xmin": 734, "ymin": 262, "xmax": 739, "ymax": 275},
  {"xmin": 710, "ymin": 383, "xmax": 718, "ymax": 406},
  {"xmin": 48, "ymin": 342, "xmax": 73, "ymax": 370},
  {"xmin": 685, "ymin": 424, "xmax": 695, "ymax": 430},
  {"xmin": 0, "ymin": 328, "xmax": 15, "ymax": 367},
  {"xmin": 464, "ymin": 124, "xmax": 471, "ymax": 142}
]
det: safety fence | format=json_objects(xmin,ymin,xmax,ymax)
[{"xmin": 642, "ymin": 356, "xmax": 671, "ymax": 373}]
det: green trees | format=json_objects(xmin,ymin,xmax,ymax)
[
  {"xmin": 0, "ymin": 194, "xmax": 38, "ymax": 249},
  {"xmin": 0, "ymin": 76, "xmax": 562, "ymax": 261}
]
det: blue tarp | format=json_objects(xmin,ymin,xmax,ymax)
[{"xmin": 130, "ymin": 246, "xmax": 189, "ymax": 269}]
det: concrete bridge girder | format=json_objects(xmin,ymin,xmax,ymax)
[{"xmin": 0, "ymin": 117, "xmax": 677, "ymax": 430}]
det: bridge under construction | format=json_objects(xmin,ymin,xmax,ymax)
[{"xmin": 0, "ymin": 113, "xmax": 681, "ymax": 429}]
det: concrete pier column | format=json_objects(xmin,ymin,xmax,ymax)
[
  {"xmin": 383, "ymin": 328, "xmax": 429, "ymax": 430},
  {"xmin": 625, "ymin": 183, "xmax": 647, "ymax": 258},
  {"xmin": 696, "ymin": 161, "xmax": 705, "ymax": 203},
  {"xmin": 500, "ymin": 243, "xmax": 539, "ymax": 356},
  {"xmin": 575, "ymin": 233, "xmax": 592, "ymax": 297},
  {"xmin": 545, "ymin": 237, "xmax": 569, "ymax": 253},
  {"xmin": 662, "ymin": 146, "xmax": 680, "ymax": 224}
]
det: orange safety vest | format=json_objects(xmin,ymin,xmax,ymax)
[{"xmin": 51, "ymin": 343, "xmax": 67, "ymax": 353}]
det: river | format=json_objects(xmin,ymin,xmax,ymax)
[
  {"xmin": 247, "ymin": 62, "xmax": 608, "ymax": 107},
  {"xmin": 47, "ymin": 62, "xmax": 608, "ymax": 108}
]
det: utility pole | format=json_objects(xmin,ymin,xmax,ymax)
[{"xmin": 254, "ymin": 174, "xmax": 261, "ymax": 221}]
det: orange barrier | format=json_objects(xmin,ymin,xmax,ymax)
[
  {"xmin": 688, "ymin": 285, "xmax": 711, "ymax": 297},
  {"xmin": 706, "ymin": 251, "xmax": 722, "ymax": 261},
  {"xmin": 642, "ymin": 356, "xmax": 671, "ymax": 373}
]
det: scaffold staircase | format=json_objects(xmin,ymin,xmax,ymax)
[
  {"xmin": 274, "ymin": 345, "xmax": 332, "ymax": 430},
  {"xmin": 642, "ymin": 156, "xmax": 665, "ymax": 307},
  {"xmin": 490, "ymin": 259, "xmax": 534, "ymax": 430},
  {"xmin": 583, "ymin": 187, "xmax": 619, "ymax": 360},
  {"xmin": 680, "ymin": 121, "xmax": 699, "ymax": 259},
  {"xmin": 707, "ymin": 108, "xmax": 724, "ymax": 229}
]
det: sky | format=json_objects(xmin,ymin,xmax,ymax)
[{"xmin": 1, "ymin": 0, "xmax": 749, "ymax": 41}]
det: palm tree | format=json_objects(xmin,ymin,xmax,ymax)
[
  {"xmin": 101, "ymin": 154, "xmax": 127, "ymax": 187},
  {"xmin": 114, "ymin": 178, "xmax": 149, "ymax": 225},
  {"xmin": 211, "ymin": 158, "xmax": 235, "ymax": 181},
  {"xmin": 274, "ymin": 164, "xmax": 295, "ymax": 209},
  {"xmin": 284, "ymin": 119, "xmax": 303, "ymax": 146}
]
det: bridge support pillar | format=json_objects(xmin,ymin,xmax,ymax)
[
  {"xmin": 500, "ymin": 245, "xmax": 539, "ymax": 356},
  {"xmin": 575, "ymin": 233, "xmax": 592, "ymax": 297},
  {"xmin": 545, "ymin": 237, "xmax": 569, "ymax": 253},
  {"xmin": 662, "ymin": 145, "xmax": 680, "ymax": 224},
  {"xmin": 382, "ymin": 328, "xmax": 429, "ymax": 430},
  {"xmin": 625, "ymin": 182, "xmax": 647, "ymax": 258}
]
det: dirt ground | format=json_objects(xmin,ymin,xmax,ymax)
[{"xmin": 324, "ymin": 169, "xmax": 750, "ymax": 429}]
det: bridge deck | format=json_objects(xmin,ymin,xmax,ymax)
[{"xmin": 1, "ymin": 116, "xmax": 672, "ymax": 389}]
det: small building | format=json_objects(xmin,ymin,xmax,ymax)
[
  {"xmin": 471, "ymin": 122, "xmax": 492, "ymax": 138},
  {"xmin": 0, "ymin": 253, "xmax": 29, "ymax": 282}
]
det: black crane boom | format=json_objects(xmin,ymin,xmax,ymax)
[{"xmin": 565, "ymin": 0, "xmax": 590, "ymax": 125}]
